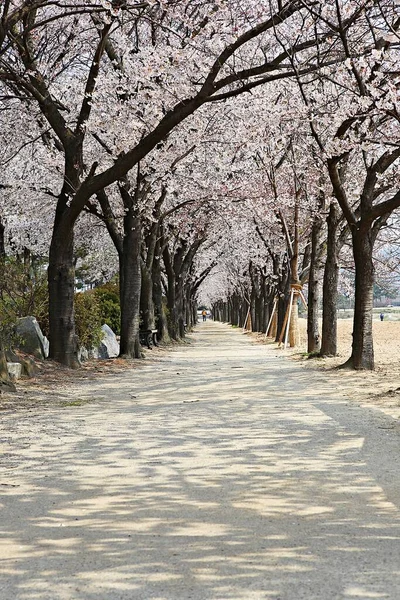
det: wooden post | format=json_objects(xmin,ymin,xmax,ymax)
[
  {"xmin": 265, "ymin": 297, "xmax": 278, "ymax": 338},
  {"xmin": 299, "ymin": 290, "xmax": 308, "ymax": 309},
  {"xmin": 278, "ymin": 284, "xmax": 305, "ymax": 349},
  {"xmin": 284, "ymin": 289, "xmax": 295, "ymax": 349},
  {"xmin": 242, "ymin": 304, "xmax": 251, "ymax": 333},
  {"xmin": 278, "ymin": 290, "xmax": 293, "ymax": 347}
]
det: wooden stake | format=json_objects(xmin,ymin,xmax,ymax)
[
  {"xmin": 278, "ymin": 292, "xmax": 292, "ymax": 346},
  {"xmin": 299, "ymin": 290, "xmax": 308, "ymax": 309},
  {"xmin": 242, "ymin": 305, "xmax": 251, "ymax": 333},
  {"xmin": 265, "ymin": 297, "xmax": 278, "ymax": 338},
  {"xmin": 284, "ymin": 289, "xmax": 295, "ymax": 349}
]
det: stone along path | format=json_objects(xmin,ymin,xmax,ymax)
[{"xmin": 1, "ymin": 321, "xmax": 400, "ymax": 600}]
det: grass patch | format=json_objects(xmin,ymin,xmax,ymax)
[{"xmin": 61, "ymin": 398, "xmax": 95, "ymax": 407}]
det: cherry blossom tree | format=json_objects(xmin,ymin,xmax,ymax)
[
  {"xmin": 288, "ymin": 1, "xmax": 400, "ymax": 368},
  {"xmin": 1, "ymin": 0, "xmax": 356, "ymax": 366}
]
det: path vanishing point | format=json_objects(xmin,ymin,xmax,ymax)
[{"xmin": 1, "ymin": 321, "xmax": 400, "ymax": 600}]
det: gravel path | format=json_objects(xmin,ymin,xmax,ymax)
[{"xmin": 1, "ymin": 321, "xmax": 400, "ymax": 600}]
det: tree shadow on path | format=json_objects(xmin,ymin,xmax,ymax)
[{"xmin": 1, "ymin": 322, "xmax": 400, "ymax": 600}]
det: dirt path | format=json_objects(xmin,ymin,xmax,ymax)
[{"xmin": 1, "ymin": 322, "xmax": 400, "ymax": 600}]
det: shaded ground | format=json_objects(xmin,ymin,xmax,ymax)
[
  {"xmin": 293, "ymin": 318, "xmax": 400, "ymax": 421},
  {"xmin": 0, "ymin": 322, "xmax": 400, "ymax": 599},
  {"xmin": 2, "ymin": 317, "xmax": 399, "ymax": 418}
]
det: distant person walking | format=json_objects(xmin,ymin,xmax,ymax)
[
  {"xmin": 380, "ymin": 313, "xmax": 384, "ymax": 321},
  {"xmin": 202, "ymin": 310, "xmax": 207, "ymax": 322}
]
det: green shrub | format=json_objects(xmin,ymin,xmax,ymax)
[
  {"xmin": 0, "ymin": 256, "xmax": 49, "ymax": 345},
  {"xmin": 74, "ymin": 292, "xmax": 103, "ymax": 349},
  {"xmin": 93, "ymin": 282, "xmax": 121, "ymax": 335}
]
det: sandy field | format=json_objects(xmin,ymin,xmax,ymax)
[{"xmin": 262, "ymin": 317, "xmax": 400, "ymax": 421}]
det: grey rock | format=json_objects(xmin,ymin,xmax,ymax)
[
  {"xmin": 15, "ymin": 316, "xmax": 49, "ymax": 360},
  {"xmin": 7, "ymin": 362, "xmax": 22, "ymax": 380},
  {"xmin": 5, "ymin": 349, "xmax": 37, "ymax": 378},
  {"xmin": 78, "ymin": 347, "xmax": 89, "ymax": 363},
  {"xmin": 42, "ymin": 336, "xmax": 49, "ymax": 358},
  {"xmin": 79, "ymin": 325, "xmax": 119, "ymax": 361},
  {"xmin": 98, "ymin": 324, "xmax": 119, "ymax": 359}
]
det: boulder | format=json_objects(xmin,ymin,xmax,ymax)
[
  {"xmin": 0, "ymin": 348, "xmax": 16, "ymax": 392},
  {"xmin": 78, "ymin": 346, "xmax": 89, "ymax": 363},
  {"xmin": 15, "ymin": 316, "xmax": 49, "ymax": 360},
  {"xmin": 78, "ymin": 325, "xmax": 119, "ymax": 361},
  {"xmin": 98, "ymin": 324, "xmax": 119, "ymax": 359},
  {"xmin": 7, "ymin": 362, "xmax": 22, "ymax": 380},
  {"xmin": 5, "ymin": 349, "xmax": 38, "ymax": 378}
]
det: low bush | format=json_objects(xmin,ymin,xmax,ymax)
[
  {"xmin": 0, "ymin": 256, "xmax": 48, "ymax": 345},
  {"xmin": 93, "ymin": 282, "xmax": 121, "ymax": 335},
  {"xmin": 74, "ymin": 292, "xmax": 103, "ymax": 349}
]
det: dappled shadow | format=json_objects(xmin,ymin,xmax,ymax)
[{"xmin": 1, "ymin": 322, "xmax": 400, "ymax": 599}]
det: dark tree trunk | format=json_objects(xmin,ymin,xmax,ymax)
[
  {"xmin": 224, "ymin": 301, "xmax": 228, "ymax": 322},
  {"xmin": 219, "ymin": 302, "xmax": 225, "ymax": 322},
  {"xmin": 140, "ymin": 262, "xmax": 155, "ymax": 331},
  {"xmin": 192, "ymin": 302, "xmax": 197, "ymax": 326},
  {"xmin": 276, "ymin": 269, "xmax": 290, "ymax": 342},
  {"xmin": 263, "ymin": 280, "xmax": 274, "ymax": 334},
  {"xmin": 185, "ymin": 287, "xmax": 195, "ymax": 330},
  {"xmin": 320, "ymin": 204, "xmax": 340, "ymax": 357},
  {"xmin": 163, "ymin": 249, "xmax": 178, "ymax": 340},
  {"xmin": 347, "ymin": 227, "xmax": 375, "ymax": 369},
  {"xmin": 152, "ymin": 246, "xmax": 170, "ymax": 343},
  {"xmin": 250, "ymin": 288, "xmax": 257, "ymax": 332},
  {"xmin": 0, "ymin": 344, "xmax": 15, "ymax": 392},
  {"xmin": 212, "ymin": 303, "xmax": 218, "ymax": 321},
  {"xmin": 307, "ymin": 216, "xmax": 324, "ymax": 353},
  {"xmin": 254, "ymin": 292, "xmax": 263, "ymax": 332},
  {"xmin": 240, "ymin": 300, "xmax": 249, "ymax": 328},
  {"xmin": 232, "ymin": 297, "xmax": 238, "ymax": 324},
  {"xmin": 0, "ymin": 215, "xmax": 5, "ymax": 258},
  {"xmin": 48, "ymin": 226, "xmax": 79, "ymax": 368},
  {"xmin": 175, "ymin": 285, "xmax": 186, "ymax": 338},
  {"xmin": 119, "ymin": 213, "xmax": 141, "ymax": 358},
  {"xmin": 228, "ymin": 298, "xmax": 233, "ymax": 324},
  {"xmin": 260, "ymin": 273, "xmax": 269, "ymax": 333},
  {"xmin": 47, "ymin": 145, "xmax": 85, "ymax": 368},
  {"xmin": 141, "ymin": 209, "xmax": 162, "ymax": 333},
  {"xmin": 185, "ymin": 298, "xmax": 192, "ymax": 330}
]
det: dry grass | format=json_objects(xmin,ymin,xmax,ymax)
[{"xmin": 276, "ymin": 318, "xmax": 400, "ymax": 420}]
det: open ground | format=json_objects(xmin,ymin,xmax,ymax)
[{"xmin": 0, "ymin": 321, "xmax": 399, "ymax": 600}]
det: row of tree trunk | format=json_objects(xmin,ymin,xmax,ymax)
[{"xmin": 212, "ymin": 200, "xmax": 378, "ymax": 369}]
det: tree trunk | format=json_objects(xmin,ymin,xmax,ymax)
[
  {"xmin": 222, "ymin": 302, "xmax": 227, "ymax": 322},
  {"xmin": 0, "ymin": 215, "xmax": 5, "ymax": 259},
  {"xmin": 288, "ymin": 200, "xmax": 301, "ymax": 347},
  {"xmin": 347, "ymin": 227, "xmax": 375, "ymax": 369},
  {"xmin": 289, "ymin": 295, "xmax": 300, "ymax": 347},
  {"xmin": 48, "ymin": 227, "xmax": 79, "ymax": 368},
  {"xmin": 167, "ymin": 280, "xmax": 178, "ymax": 340},
  {"xmin": 47, "ymin": 149, "xmax": 84, "ymax": 367},
  {"xmin": 276, "ymin": 294, "xmax": 285, "ymax": 342},
  {"xmin": 307, "ymin": 217, "xmax": 323, "ymax": 353},
  {"xmin": 0, "ymin": 344, "xmax": 15, "ymax": 392},
  {"xmin": 163, "ymin": 245, "xmax": 179, "ymax": 340},
  {"xmin": 152, "ymin": 248, "xmax": 170, "ymax": 343},
  {"xmin": 250, "ymin": 288, "xmax": 257, "ymax": 332},
  {"xmin": 320, "ymin": 204, "xmax": 340, "ymax": 357},
  {"xmin": 140, "ymin": 263, "xmax": 155, "ymax": 331},
  {"xmin": 192, "ymin": 302, "xmax": 197, "ymax": 325},
  {"xmin": 175, "ymin": 284, "xmax": 186, "ymax": 338},
  {"xmin": 119, "ymin": 213, "xmax": 141, "ymax": 358},
  {"xmin": 276, "ymin": 269, "xmax": 290, "ymax": 342}
]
